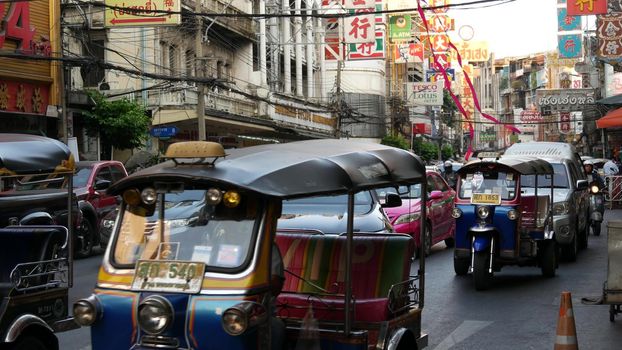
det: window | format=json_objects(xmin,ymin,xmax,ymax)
[
  {"xmin": 96, "ymin": 167, "xmax": 113, "ymax": 183},
  {"xmin": 110, "ymin": 166, "xmax": 127, "ymax": 183},
  {"xmin": 185, "ymin": 49, "xmax": 195, "ymax": 77},
  {"xmin": 169, "ymin": 45, "xmax": 179, "ymax": 74}
]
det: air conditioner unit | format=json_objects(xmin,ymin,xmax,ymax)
[{"xmin": 89, "ymin": 7, "xmax": 105, "ymax": 29}]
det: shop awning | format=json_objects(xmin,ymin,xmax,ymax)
[
  {"xmin": 596, "ymin": 93, "xmax": 622, "ymax": 106},
  {"xmin": 596, "ymin": 107, "xmax": 622, "ymax": 128}
]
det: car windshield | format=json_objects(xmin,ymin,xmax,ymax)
[
  {"xmin": 520, "ymin": 163, "xmax": 568, "ymax": 188},
  {"xmin": 282, "ymin": 191, "xmax": 373, "ymax": 216},
  {"xmin": 112, "ymin": 188, "xmax": 261, "ymax": 271},
  {"xmin": 73, "ymin": 166, "xmax": 93, "ymax": 188},
  {"xmin": 376, "ymin": 185, "xmax": 421, "ymax": 199},
  {"xmin": 459, "ymin": 170, "xmax": 517, "ymax": 200}
]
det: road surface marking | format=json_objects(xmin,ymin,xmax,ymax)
[{"xmin": 433, "ymin": 320, "xmax": 493, "ymax": 350}]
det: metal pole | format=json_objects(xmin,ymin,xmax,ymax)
[
  {"xmin": 67, "ymin": 174, "xmax": 73, "ymax": 288},
  {"xmin": 195, "ymin": 0, "xmax": 206, "ymax": 141},
  {"xmin": 344, "ymin": 192, "xmax": 355, "ymax": 336},
  {"xmin": 419, "ymin": 177, "xmax": 426, "ymax": 308}
]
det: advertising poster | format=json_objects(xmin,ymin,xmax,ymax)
[{"xmin": 394, "ymin": 43, "xmax": 424, "ymax": 63}]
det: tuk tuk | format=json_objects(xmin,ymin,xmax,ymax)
[
  {"xmin": 452, "ymin": 155, "xmax": 556, "ymax": 290},
  {"xmin": 73, "ymin": 139, "xmax": 429, "ymax": 349},
  {"xmin": 0, "ymin": 134, "xmax": 78, "ymax": 349}
]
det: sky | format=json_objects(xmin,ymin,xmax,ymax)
[{"xmin": 448, "ymin": 0, "xmax": 562, "ymax": 59}]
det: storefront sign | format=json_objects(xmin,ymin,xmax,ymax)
[
  {"xmin": 559, "ymin": 112, "xmax": 571, "ymax": 134},
  {"xmin": 479, "ymin": 132, "xmax": 496, "ymax": 142},
  {"xmin": 394, "ymin": 43, "xmax": 424, "ymax": 63},
  {"xmin": 558, "ymin": 34, "xmax": 583, "ymax": 58},
  {"xmin": 558, "ymin": 7, "xmax": 582, "ymax": 31},
  {"xmin": 597, "ymin": 14, "xmax": 622, "ymax": 64},
  {"xmin": 406, "ymin": 81, "xmax": 443, "ymax": 106},
  {"xmin": 344, "ymin": 7, "xmax": 375, "ymax": 44},
  {"xmin": 389, "ymin": 14, "xmax": 412, "ymax": 41},
  {"xmin": 105, "ymin": 0, "xmax": 181, "ymax": 27},
  {"xmin": 421, "ymin": 34, "xmax": 450, "ymax": 52},
  {"xmin": 567, "ymin": 0, "xmax": 608, "ymax": 16},
  {"xmin": 450, "ymin": 41, "xmax": 490, "ymax": 62},
  {"xmin": 0, "ymin": 80, "xmax": 50, "ymax": 115},
  {"xmin": 347, "ymin": 0, "xmax": 384, "ymax": 60},
  {"xmin": 520, "ymin": 110, "xmax": 543, "ymax": 122},
  {"xmin": 536, "ymin": 88, "xmax": 595, "ymax": 111}
]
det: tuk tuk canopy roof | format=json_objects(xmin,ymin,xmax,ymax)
[
  {"xmin": 0, "ymin": 134, "xmax": 75, "ymax": 176},
  {"xmin": 109, "ymin": 139, "xmax": 426, "ymax": 199},
  {"xmin": 457, "ymin": 156, "xmax": 554, "ymax": 176}
]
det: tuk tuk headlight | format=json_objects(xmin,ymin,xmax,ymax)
[
  {"xmin": 73, "ymin": 295, "xmax": 101, "ymax": 326},
  {"xmin": 222, "ymin": 308, "xmax": 248, "ymax": 336},
  {"xmin": 553, "ymin": 202, "xmax": 569, "ymax": 215},
  {"xmin": 206, "ymin": 188, "xmax": 223, "ymax": 205},
  {"xmin": 141, "ymin": 187, "xmax": 157, "ymax": 205},
  {"xmin": 137, "ymin": 296, "xmax": 173, "ymax": 335},
  {"xmin": 476, "ymin": 206, "xmax": 490, "ymax": 219},
  {"xmin": 507, "ymin": 209, "xmax": 518, "ymax": 221},
  {"xmin": 452, "ymin": 208, "xmax": 462, "ymax": 219},
  {"xmin": 394, "ymin": 212, "xmax": 421, "ymax": 225},
  {"xmin": 591, "ymin": 185, "xmax": 599, "ymax": 194}
]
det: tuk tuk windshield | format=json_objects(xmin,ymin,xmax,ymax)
[
  {"xmin": 112, "ymin": 189, "xmax": 261, "ymax": 271},
  {"xmin": 459, "ymin": 170, "xmax": 517, "ymax": 200}
]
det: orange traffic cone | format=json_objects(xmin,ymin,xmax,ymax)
[{"xmin": 554, "ymin": 291, "xmax": 578, "ymax": 350}]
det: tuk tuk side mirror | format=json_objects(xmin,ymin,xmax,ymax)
[
  {"xmin": 576, "ymin": 179, "xmax": 588, "ymax": 191},
  {"xmin": 94, "ymin": 179, "xmax": 112, "ymax": 191},
  {"xmin": 381, "ymin": 193, "xmax": 402, "ymax": 208},
  {"xmin": 429, "ymin": 190, "xmax": 443, "ymax": 200}
]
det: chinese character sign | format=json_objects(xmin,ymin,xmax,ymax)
[
  {"xmin": 426, "ymin": 69, "xmax": 455, "ymax": 82},
  {"xmin": 559, "ymin": 112, "xmax": 571, "ymax": 134},
  {"xmin": 567, "ymin": 0, "xmax": 607, "ymax": 16},
  {"xmin": 348, "ymin": 0, "xmax": 385, "ymax": 60},
  {"xmin": 597, "ymin": 14, "xmax": 622, "ymax": 63},
  {"xmin": 558, "ymin": 34, "xmax": 582, "ymax": 58},
  {"xmin": 344, "ymin": 9, "xmax": 375, "ymax": 43},
  {"xmin": 428, "ymin": 14, "xmax": 454, "ymax": 32},
  {"xmin": 429, "ymin": 0, "xmax": 450, "ymax": 14},
  {"xmin": 557, "ymin": 7, "xmax": 582, "ymax": 31}
]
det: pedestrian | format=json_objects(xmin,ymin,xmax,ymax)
[{"xmin": 442, "ymin": 160, "xmax": 457, "ymax": 188}]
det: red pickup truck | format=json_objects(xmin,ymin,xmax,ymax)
[{"xmin": 73, "ymin": 161, "xmax": 127, "ymax": 256}]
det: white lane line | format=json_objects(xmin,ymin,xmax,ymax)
[{"xmin": 433, "ymin": 320, "xmax": 493, "ymax": 350}]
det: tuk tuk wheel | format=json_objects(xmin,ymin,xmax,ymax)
[
  {"xmin": 540, "ymin": 241, "xmax": 556, "ymax": 278},
  {"xmin": 75, "ymin": 216, "xmax": 95, "ymax": 259},
  {"xmin": 473, "ymin": 252, "xmax": 492, "ymax": 290},
  {"xmin": 454, "ymin": 257, "xmax": 469, "ymax": 276}
]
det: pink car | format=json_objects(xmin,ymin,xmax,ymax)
[{"xmin": 378, "ymin": 171, "xmax": 456, "ymax": 257}]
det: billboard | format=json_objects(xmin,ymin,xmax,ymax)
[
  {"xmin": 406, "ymin": 81, "xmax": 444, "ymax": 106},
  {"xmin": 105, "ymin": 0, "xmax": 181, "ymax": 27}
]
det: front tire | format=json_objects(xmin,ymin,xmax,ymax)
[
  {"xmin": 540, "ymin": 240, "xmax": 557, "ymax": 277},
  {"xmin": 473, "ymin": 252, "xmax": 493, "ymax": 290},
  {"xmin": 415, "ymin": 224, "xmax": 432, "ymax": 258},
  {"xmin": 454, "ymin": 256, "xmax": 469, "ymax": 276},
  {"xmin": 75, "ymin": 216, "xmax": 95, "ymax": 259},
  {"xmin": 8, "ymin": 336, "xmax": 50, "ymax": 350}
]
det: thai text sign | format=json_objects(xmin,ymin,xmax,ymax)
[
  {"xmin": 567, "ymin": 0, "xmax": 607, "ymax": 16},
  {"xmin": 450, "ymin": 41, "xmax": 489, "ymax": 62},
  {"xmin": 536, "ymin": 88, "xmax": 595, "ymax": 112},
  {"xmin": 520, "ymin": 110, "xmax": 543, "ymax": 122},
  {"xmin": 406, "ymin": 81, "xmax": 444, "ymax": 106},
  {"xmin": 105, "ymin": 0, "xmax": 181, "ymax": 27},
  {"xmin": 394, "ymin": 43, "xmax": 424, "ymax": 63}
]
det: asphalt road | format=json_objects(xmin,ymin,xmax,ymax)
[{"xmin": 58, "ymin": 211, "xmax": 622, "ymax": 349}]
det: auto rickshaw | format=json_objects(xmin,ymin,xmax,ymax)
[
  {"xmin": 0, "ymin": 134, "xmax": 78, "ymax": 349},
  {"xmin": 452, "ymin": 155, "xmax": 557, "ymax": 290},
  {"xmin": 73, "ymin": 139, "xmax": 429, "ymax": 349}
]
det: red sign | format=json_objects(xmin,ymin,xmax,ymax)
[
  {"xmin": 567, "ymin": 0, "xmax": 607, "ymax": 16},
  {"xmin": 0, "ymin": 80, "xmax": 50, "ymax": 115},
  {"xmin": 520, "ymin": 111, "xmax": 543, "ymax": 122},
  {"xmin": 413, "ymin": 123, "xmax": 432, "ymax": 135},
  {"xmin": 430, "ymin": 52, "xmax": 451, "ymax": 70},
  {"xmin": 429, "ymin": 0, "xmax": 450, "ymax": 14},
  {"xmin": 559, "ymin": 112, "xmax": 571, "ymax": 134}
]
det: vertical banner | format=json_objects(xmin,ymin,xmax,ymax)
[
  {"xmin": 344, "ymin": 11, "xmax": 376, "ymax": 43},
  {"xmin": 322, "ymin": 0, "xmax": 344, "ymax": 61},
  {"xmin": 559, "ymin": 112, "xmax": 571, "ymax": 134},
  {"xmin": 558, "ymin": 34, "xmax": 583, "ymax": 58},
  {"xmin": 347, "ymin": 0, "xmax": 384, "ymax": 60},
  {"xmin": 557, "ymin": 7, "xmax": 582, "ymax": 31},
  {"xmin": 567, "ymin": 0, "xmax": 608, "ymax": 16},
  {"xmin": 597, "ymin": 14, "xmax": 622, "ymax": 64}
]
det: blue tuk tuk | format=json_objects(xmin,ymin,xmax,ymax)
[
  {"xmin": 72, "ymin": 139, "xmax": 429, "ymax": 349},
  {"xmin": 452, "ymin": 155, "xmax": 557, "ymax": 290}
]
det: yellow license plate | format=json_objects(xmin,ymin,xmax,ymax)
[
  {"xmin": 131, "ymin": 260, "xmax": 205, "ymax": 293},
  {"xmin": 471, "ymin": 193, "xmax": 501, "ymax": 205}
]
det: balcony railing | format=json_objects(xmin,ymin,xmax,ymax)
[{"xmin": 184, "ymin": 0, "xmax": 255, "ymax": 40}]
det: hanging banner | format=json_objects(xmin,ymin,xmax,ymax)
[
  {"xmin": 322, "ymin": 0, "xmax": 344, "ymax": 61},
  {"xmin": 406, "ymin": 81, "xmax": 444, "ymax": 106},
  {"xmin": 394, "ymin": 43, "xmax": 424, "ymax": 63},
  {"xmin": 344, "ymin": 11, "xmax": 376, "ymax": 43},
  {"xmin": 430, "ymin": 52, "xmax": 451, "ymax": 70},
  {"xmin": 597, "ymin": 14, "xmax": 622, "ymax": 63},
  {"xmin": 450, "ymin": 41, "xmax": 490, "ymax": 62},
  {"xmin": 557, "ymin": 7, "xmax": 582, "ymax": 31},
  {"xmin": 567, "ymin": 0, "xmax": 607, "ymax": 16},
  {"xmin": 558, "ymin": 34, "xmax": 582, "ymax": 58},
  {"xmin": 421, "ymin": 34, "xmax": 450, "ymax": 52},
  {"xmin": 347, "ymin": 0, "xmax": 384, "ymax": 60},
  {"xmin": 389, "ymin": 15, "xmax": 413, "ymax": 41}
]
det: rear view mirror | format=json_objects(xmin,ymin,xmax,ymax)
[
  {"xmin": 381, "ymin": 193, "xmax": 402, "ymax": 208},
  {"xmin": 429, "ymin": 190, "xmax": 443, "ymax": 200},
  {"xmin": 576, "ymin": 179, "xmax": 588, "ymax": 191}
]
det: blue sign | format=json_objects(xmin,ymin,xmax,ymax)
[
  {"xmin": 557, "ymin": 8, "xmax": 581, "ymax": 32},
  {"xmin": 150, "ymin": 126, "xmax": 178, "ymax": 138},
  {"xmin": 558, "ymin": 34, "xmax": 582, "ymax": 59}
]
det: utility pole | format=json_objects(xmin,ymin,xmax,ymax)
[
  {"xmin": 334, "ymin": 60, "xmax": 343, "ymax": 138},
  {"xmin": 195, "ymin": 0, "xmax": 206, "ymax": 141}
]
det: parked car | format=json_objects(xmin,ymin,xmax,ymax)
[
  {"xmin": 99, "ymin": 190, "xmax": 205, "ymax": 247},
  {"xmin": 277, "ymin": 190, "xmax": 400, "ymax": 235},
  {"xmin": 505, "ymin": 142, "xmax": 589, "ymax": 261},
  {"xmin": 377, "ymin": 171, "xmax": 456, "ymax": 257},
  {"xmin": 73, "ymin": 161, "xmax": 128, "ymax": 254}
]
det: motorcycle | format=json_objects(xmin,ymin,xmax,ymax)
[{"xmin": 589, "ymin": 179, "xmax": 605, "ymax": 236}]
